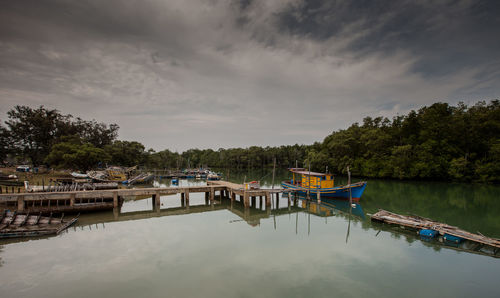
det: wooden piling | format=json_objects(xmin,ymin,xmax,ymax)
[
  {"xmin": 243, "ymin": 192, "xmax": 250, "ymax": 208},
  {"xmin": 113, "ymin": 191, "xmax": 118, "ymax": 208},
  {"xmin": 17, "ymin": 195, "xmax": 25, "ymax": 211},
  {"xmin": 155, "ymin": 191, "xmax": 161, "ymax": 207}
]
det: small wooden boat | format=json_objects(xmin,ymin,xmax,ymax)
[
  {"xmin": 282, "ymin": 168, "xmax": 367, "ymax": 200},
  {"xmin": 207, "ymin": 172, "xmax": 221, "ymax": 180},
  {"xmin": 124, "ymin": 173, "xmax": 154, "ymax": 185},
  {"xmin": 0, "ymin": 173, "xmax": 18, "ymax": 180},
  {"xmin": 0, "ymin": 211, "xmax": 78, "ymax": 239},
  {"xmin": 71, "ymin": 172, "xmax": 88, "ymax": 178}
]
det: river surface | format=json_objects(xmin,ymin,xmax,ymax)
[{"xmin": 1, "ymin": 170, "xmax": 499, "ymax": 297}]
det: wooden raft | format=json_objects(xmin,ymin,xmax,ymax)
[
  {"xmin": 0, "ymin": 211, "xmax": 78, "ymax": 239},
  {"xmin": 371, "ymin": 209, "xmax": 500, "ymax": 249}
]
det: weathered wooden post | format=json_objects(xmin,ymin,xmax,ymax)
[
  {"xmin": 243, "ymin": 191, "xmax": 250, "ymax": 208},
  {"xmin": 113, "ymin": 206, "xmax": 119, "ymax": 220},
  {"xmin": 113, "ymin": 191, "xmax": 118, "ymax": 208},
  {"xmin": 185, "ymin": 189, "xmax": 190, "ymax": 205},
  {"xmin": 265, "ymin": 192, "xmax": 271, "ymax": 208},
  {"xmin": 155, "ymin": 191, "xmax": 161, "ymax": 208},
  {"xmin": 210, "ymin": 187, "xmax": 215, "ymax": 204},
  {"xmin": 17, "ymin": 195, "xmax": 25, "ymax": 211},
  {"xmin": 70, "ymin": 193, "xmax": 75, "ymax": 207}
]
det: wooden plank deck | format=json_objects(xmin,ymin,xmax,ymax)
[
  {"xmin": 0, "ymin": 181, "xmax": 290, "ymax": 213},
  {"xmin": 371, "ymin": 209, "xmax": 500, "ymax": 249}
]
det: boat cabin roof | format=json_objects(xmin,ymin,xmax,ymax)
[{"xmin": 288, "ymin": 168, "xmax": 331, "ymax": 177}]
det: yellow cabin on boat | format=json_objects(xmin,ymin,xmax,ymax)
[
  {"xmin": 290, "ymin": 168, "xmax": 334, "ymax": 189},
  {"xmin": 106, "ymin": 169, "xmax": 127, "ymax": 181}
]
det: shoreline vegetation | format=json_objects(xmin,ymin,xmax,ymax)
[{"xmin": 1, "ymin": 100, "xmax": 499, "ymax": 183}]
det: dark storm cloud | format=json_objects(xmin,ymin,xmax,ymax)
[
  {"xmin": 0, "ymin": 0, "xmax": 499, "ymax": 150},
  {"xmin": 277, "ymin": 0, "xmax": 500, "ymax": 77}
]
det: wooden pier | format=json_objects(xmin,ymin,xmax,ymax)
[
  {"xmin": 371, "ymin": 209, "xmax": 500, "ymax": 252},
  {"xmin": 0, "ymin": 180, "xmax": 281, "ymax": 213}
]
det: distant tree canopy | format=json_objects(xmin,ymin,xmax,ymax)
[
  {"xmin": 307, "ymin": 100, "xmax": 500, "ymax": 182},
  {"xmin": 3, "ymin": 105, "xmax": 118, "ymax": 167},
  {"xmin": 2, "ymin": 101, "xmax": 500, "ymax": 182}
]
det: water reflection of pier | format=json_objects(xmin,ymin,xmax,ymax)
[{"xmin": 73, "ymin": 191, "xmax": 365, "ymax": 229}]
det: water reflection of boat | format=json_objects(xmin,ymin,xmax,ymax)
[
  {"xmin": 284, "ymin": 193, "xmax": 365, "ymax": 219},
  {"xmin": 282, "ymin": 168, "xmax": 367, "ymax": 200}
]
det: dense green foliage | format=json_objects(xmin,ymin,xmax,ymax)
[
  {"xmin": 2, "ymin": 105, "xmax": 118, "ymax": 168},
  {"xmin": 45, "ymin": 136, "xmax": 110, "ymax": 171},
  {"xmin": 1, "ymin": 101, "xmax": 499, "ymax": 182},
  {"xmin": 308, "ymin": 101, "xmax": 500, "ymax": 182},
  {"xmin": 143, "ymin": 145, "xmax": 309, "ymax": 170}
]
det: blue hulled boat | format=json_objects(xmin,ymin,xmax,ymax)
[{"xmin": 281, "ymin": 168, "xmax": 367, "ymax": 201}]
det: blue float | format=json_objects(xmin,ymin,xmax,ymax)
[
  {"xmin": 444, "ymin": 234, "xmax": 464, "ymax": 243},
  {"xmin": 419, "ymin": 229, "xmax": 438, "ymax": 238}
]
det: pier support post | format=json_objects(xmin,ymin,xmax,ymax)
[
  {"xmin": 17, "ymin": 195, "xmax": 25, "ymax": 211},
  {"xmin": 185, "ymin": 190, "xmax": 190, "ymax": 206},
  {"xmin": 243, "ymin": 192, "xmax": 250, "ymax": 208},
  {"xmin": 113, "ymin": 207, "xmax": 120, "ymax": 219},
  {"xmin": 276, "ymin": 194, "xmax": 279, "ymax": 209},
  {"xmin": 70, "ymin": 193, "xmax": 75, "ymax": 207},
  {"xmin": 259, "ymin": 196, "xmax": 262, "ymax": 209},
  {"xmin": 265, "ymin": 193, "xmax": 271, "ymax": 208},
  {"xmin": 154, "ymin": 191, "xmax": 161, "ymax": 212},
  {"xmin": 251, "ymin": 196, "xmax": 256, "ymax": 208},
  {"xmin": 231, "ymin": 192, "xmax": 235, "ymax": 202},
  {"xmin": 181, "ymin": 192, "xmax": 185, "ymax": 201},
  {"xmin": 210, "ymin": 187, "xmax": 215, "ymax": 204},
  {"xmin": 113, "ymin": 191, "xmax": 118, "ymax": 208}
]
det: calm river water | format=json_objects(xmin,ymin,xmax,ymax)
[{"xmin": 1, "ymin": 170, "xmax": 499, "ymax": 297}]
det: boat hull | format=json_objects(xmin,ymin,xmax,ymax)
[{"xmin": 281, "ymin": 181, "xmax": 367, "ymax": 200}]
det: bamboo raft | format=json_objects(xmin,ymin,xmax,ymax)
[
  {"xmin": 371, "ymin": 209, "xmax": 500, "ymax": 250},
  {"xmin": 0, "ymin": 211, "xmax": 78, "ymax": 239}
]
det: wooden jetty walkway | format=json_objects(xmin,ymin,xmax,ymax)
[
  {"xmin": 371, "ymin": 209, "xmax": 500, "ymax": 251},
  {"xmin": 0, "ymin": 180, "xmax": 286, "ymax": 213}
]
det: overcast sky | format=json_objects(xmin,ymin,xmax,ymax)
[{"xmin": 1, "ymin": 0, "xmax": 499, "ymax": 151}]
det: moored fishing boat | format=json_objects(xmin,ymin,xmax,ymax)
[
  {"xmin": 281, "ymin": 168, "xmax": 367, "ymax": 200},
  {"xmin": 71, "ymin": 172, "xmax": 88, "ymax": 178},
  {"xmin": 0, "ymin": 211, "xmax": 78, "ymax": 239}
]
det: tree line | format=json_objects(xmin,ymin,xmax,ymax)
[
  {"xmin": 308, "ymin": 100, "xmax": 500, "ymax": 182},
  {"xmin": 1, "ymin": 101, "xmax": 499, "ymax": 182}
]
